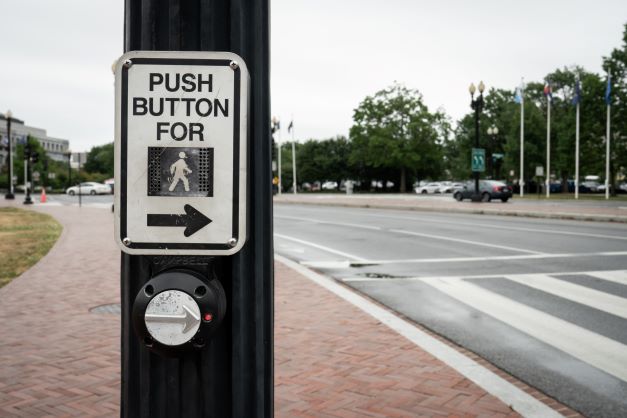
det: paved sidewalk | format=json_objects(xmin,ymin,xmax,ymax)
[
  {"xmin": 275, "ymin": 194, "xmax": 627, "ymax": 223},
  {"xmin": 0, "ymin": 203, "xmax": 569, "ymax": 417}
]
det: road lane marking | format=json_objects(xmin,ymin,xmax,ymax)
[
  {"xmin": 276, "ymin": 254, "xmax": 564, "ymax": 418},
  {"xmin": 504, "ymin": 274, "xmax": 627, "ymax": 319},
  {"xmin": 274, "ymin": 233, "xmax": 367, "ymax": 261},
  {"xmin": 276, "ymin": 214, "xmax": 543, "ymax": 255},
  {"xmin": 312, "ymin": 210, "xmax": 627, "ymax": 241},
  {"xmin": 275, "ymin": 215, "xmax": 382, "ymax": 230},
  {"xmin": 302, "ymin": 251, "xmax": 627, "ymax": 268},
  {"xmin": 389, "ymin": 229, "xmax": 544, "ymax": 255},
  {"xmin": 586, "ymin": 270, "xmax": 627, "ymax": 286},
  {"xmin": 422, "ymin": 276, "xmax": 627, "ymax": 382}
]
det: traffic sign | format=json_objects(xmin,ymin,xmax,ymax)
[
  {"xmin": 114, "ymin": 51, "xmax": 248, "ymax": 255},
  {"xmin": 471, "ymin": 148, "xmax": 485, "ymax": 172}
]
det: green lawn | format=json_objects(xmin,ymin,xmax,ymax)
[{"xmin": 0, "ymin": 208, "xmax": 62, "ymax": 288}]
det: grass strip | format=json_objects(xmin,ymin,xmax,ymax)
[{"xmin": 0, "ymin": 208, "xmax": 62, "ymax": 288}]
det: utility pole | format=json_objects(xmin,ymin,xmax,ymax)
[
  {"xmin": 119, "ymin": 2, "xmax": 272, "ymax": 418},
  {"xmin": 120, "ymin": 0, "xmax": 274, "ymax": 418},
  {"xmin": 4, "ymin": 110, "xmax": 15, "ymax": 199}
]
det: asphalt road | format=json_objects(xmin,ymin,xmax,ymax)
[{"xmin": 275, "ymin": 203, "xmax": 627, "ymax": 418}]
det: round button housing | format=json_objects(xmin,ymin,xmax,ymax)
[
  {"xmin": 132, "ymin": 269, "xmax": 226, "ymax": 357},
  {"xmin": 145, "ymin": 290, "xmax": 201, "ymax": 346}
]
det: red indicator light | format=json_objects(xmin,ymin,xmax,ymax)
[{"xmin": 203, "ymin": 313, "xmax": 213, "ymax": 322}]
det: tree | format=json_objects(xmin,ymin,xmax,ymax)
[
  {"xmin": 603, "ymin": 23, "xmax": 627, "ymax": 194},
  {"xmin": 349, "ymin": 83, "xmax": 445, "ymax": 192},
  {"xmin": 84, "ymin": 143, "xmax": 114, "ymax": 177}
]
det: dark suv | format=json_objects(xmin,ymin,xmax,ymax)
[{"xmin": 453, "ymin": 180, "xmax": 513, "ymax": 202}]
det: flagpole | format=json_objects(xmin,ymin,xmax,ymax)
[
  {"xmin": 520, "ymin": 78, "xmax": 524, "ymax": 197},
  {"xmin": 546, "ymin": 97, "xmax": 551, "ymax": 198},
  {"xmin": 605, "ymin": 103, "xmax": 610, "ymax": 200},
  {"xmin": 291, "ymin": 118, "xmax": 297, "ymax": 194},
  {"xmin": 575, "ymin": 100, "xmax": 580, "ymax": 200},
  {"xmin": 277, "ymin": 121, "xmax": 282, "ymax": 195}
]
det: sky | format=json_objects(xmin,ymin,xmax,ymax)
[{"xmin": 0, "ymin": 0, "xmax": 625, "ymax": 151}]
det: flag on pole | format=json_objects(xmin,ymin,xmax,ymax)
[
  {"xmin": 605, "ymin": 75, "xmax": 612, "ymax": 105},
  {"xmin": 543, "ymin": 81, "xmax": 553, "ymax": 102},
  {"xmin": 514, "ymin": 86, "xmax": 523, "ymax": 104},
  {"xmin": 572, "ymin": 78, "xmax": 581, "ymax": 105},
  {"xmin": 287, "ymin": 120, "xmax": 294, "ymax": 133}
]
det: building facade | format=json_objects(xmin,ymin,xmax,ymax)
[{"xmin": 0, "ymin": 113, "xmax": 70, "ymax": 170}]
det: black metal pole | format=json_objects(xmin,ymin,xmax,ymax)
[
  {"xmin": 77, "ymin": 154, "xmax": 81, "ymax": 207},
  {"xmin": 474, "ymin": 103, "xmax": 480, "ymax": 198},
  {"xmin": 23, "ymin": 140, "xmax": 33, "ymax": 205},
  {"xmin": 5, "ymin": 115, "xmax": 14, "ymax": 199},
  {"xmin": 121, "ymin": 1, "xmax": 273, "ymax": 418},
  {"xmin": 67, "ymin": 152, "xmax": 72, "ymax": 190}
]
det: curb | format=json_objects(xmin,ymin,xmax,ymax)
[
  {"xmin": 275, "ymin": 254, "xmax": 566, "ymax": 418},
  {"xmin": 274, "ymin": 198, "xmax": 627, "ymax": 224}
]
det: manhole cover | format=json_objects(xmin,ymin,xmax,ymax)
[{"xmin": 90, "ymin": 303, "xmax": 121, "ymax": 314}]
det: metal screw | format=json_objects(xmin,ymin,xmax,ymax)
[
  {"xmin": 229, "ymin": 61, "xmax": 239, "ymax": 70},
  {"xmin": 228, "ymin": 238, "xmax": 237, "ymax": 247},
  {"xmin": 123, "ymin": 59, "xmax": 133, "ymax": 69},
  {"xmin": 122, "ymin": 237, "xmax": 132, "ymax": 246}
]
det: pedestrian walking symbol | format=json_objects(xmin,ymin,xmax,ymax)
[
  {"xmin": 168, "ymin": 152, "xmax": 192, "ymax": 192},
  {"xmin": 148, "ymin": 147, "xmax": 214, "ymax": 197}
]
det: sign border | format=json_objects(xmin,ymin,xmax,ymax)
[{"xmin": 114, "ymin": 51, "xmax": 248, "ymax": 255}]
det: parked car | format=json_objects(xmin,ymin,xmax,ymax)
[
  {"xmin": 415, "ymin": 182, "xmax": 442, "ymax": 194},
  {"xmin": 579, "ymin": 181, "xmax": 601, "ymax": 193},
  {"xmin": 438, "ymin": 181, "xmax": 453, "ymax": 193},
  {"xmin": 66, "ymin": 182, "xmax": 111, "ymax": 196},
  {"xmin": 453, "ymin": 180, "xmax": 513, "ymax": 202},
  {"xmin": 321, "ymin": 181, "xmax": 338, "ymax": 190}
]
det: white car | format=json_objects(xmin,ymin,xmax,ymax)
[
  {"xmin": 415, "ymin": 182, "xmax": 442, "ymax": 194},
  {"xmin": 66, "ymin": 182, "xmax": 111, "ymax": 196},
  {"xmin": 321, "ymin": 181, "xmax": 338, "ymax": 190}
]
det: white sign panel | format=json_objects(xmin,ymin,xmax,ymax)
[{"xmin": 114, "ymin": 51, "xmax": 248, "ymax": 255}]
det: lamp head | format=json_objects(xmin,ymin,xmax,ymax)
[
  {"xmin": 478, "ymin": 81, "xmax": 485, "ymax": 93},
  {"xmin": 5, "ymin": 110, "xmax": 12, "ymax": 119},
  {"xmin": 468, "ymin": 83, "xmax": 476, "ymax": 95}
]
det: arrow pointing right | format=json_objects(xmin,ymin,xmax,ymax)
[
  {"xmin": 147, "ymin": 204, "xmax": 212, "ymax": 237},
  {"xmin": 145, "ymin": 305, "xmax": 200, "ymax": 333}
]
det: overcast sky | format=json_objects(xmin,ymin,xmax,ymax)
[{"xmin": 1, "ymin": 0, "xmax": 625, "ymax": 151}]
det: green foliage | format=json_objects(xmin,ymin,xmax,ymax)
[
  {"xmin": 445, "ymin": 21, "xmax": 627, "ymax": 194},
  {"xmin": 84, "ymin": 142, "xmax": 114, "ymax": 177},
  {"xmin": 349, "ymin": 83, "xmax": 446, "ymax": 191},
  {"xmin": 603, "ymin": 23, "xmax": 627, "ymax": 191}
]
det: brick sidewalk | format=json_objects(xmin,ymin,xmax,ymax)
[
  {"xmin": 0, "ymin": 203, "xmax": 544, "ymax": 417},
  {"xmin": 0, "ymin": 206, "xmax": 120, "ymax": 417}
]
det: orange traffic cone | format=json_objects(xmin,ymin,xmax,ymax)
[{"xmin": 40, "ymin": 187, "xmax": 47, "ymax": 203}]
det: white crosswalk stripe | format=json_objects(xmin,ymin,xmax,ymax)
[
  {"xmin": 585, "ymin": 270, "xmax": 627, "ymax": 286},
  {"xmin": 419, "ymin": 272, "xmax": 627, "ymax": 382},
  {"xmin": 504, "ymin": 274, "xmax": 627, "ymax": 319}
]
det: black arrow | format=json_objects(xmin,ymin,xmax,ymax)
[{"xmin": 147, "ymin": 204, "xmax": 212, "ymax": 237}]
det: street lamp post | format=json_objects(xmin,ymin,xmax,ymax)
[
  {"xmin": 4, "ymin": 110, "xmax": 15, "ymax": 199},
  {"xmin": 66, "ymin": 151, "xmax": 72, "ymax": 189},
  {"xmin": 487, "ymin": 125, "xmax": 499, "ymax": 178},
  {"xmin": 469, "ymin": 81, "xmax": 485, "ymax": 202}
]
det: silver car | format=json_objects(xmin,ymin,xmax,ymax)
[{"xmin": 66, "ymin": 182, "xmax": 112, "ymax": 196}]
